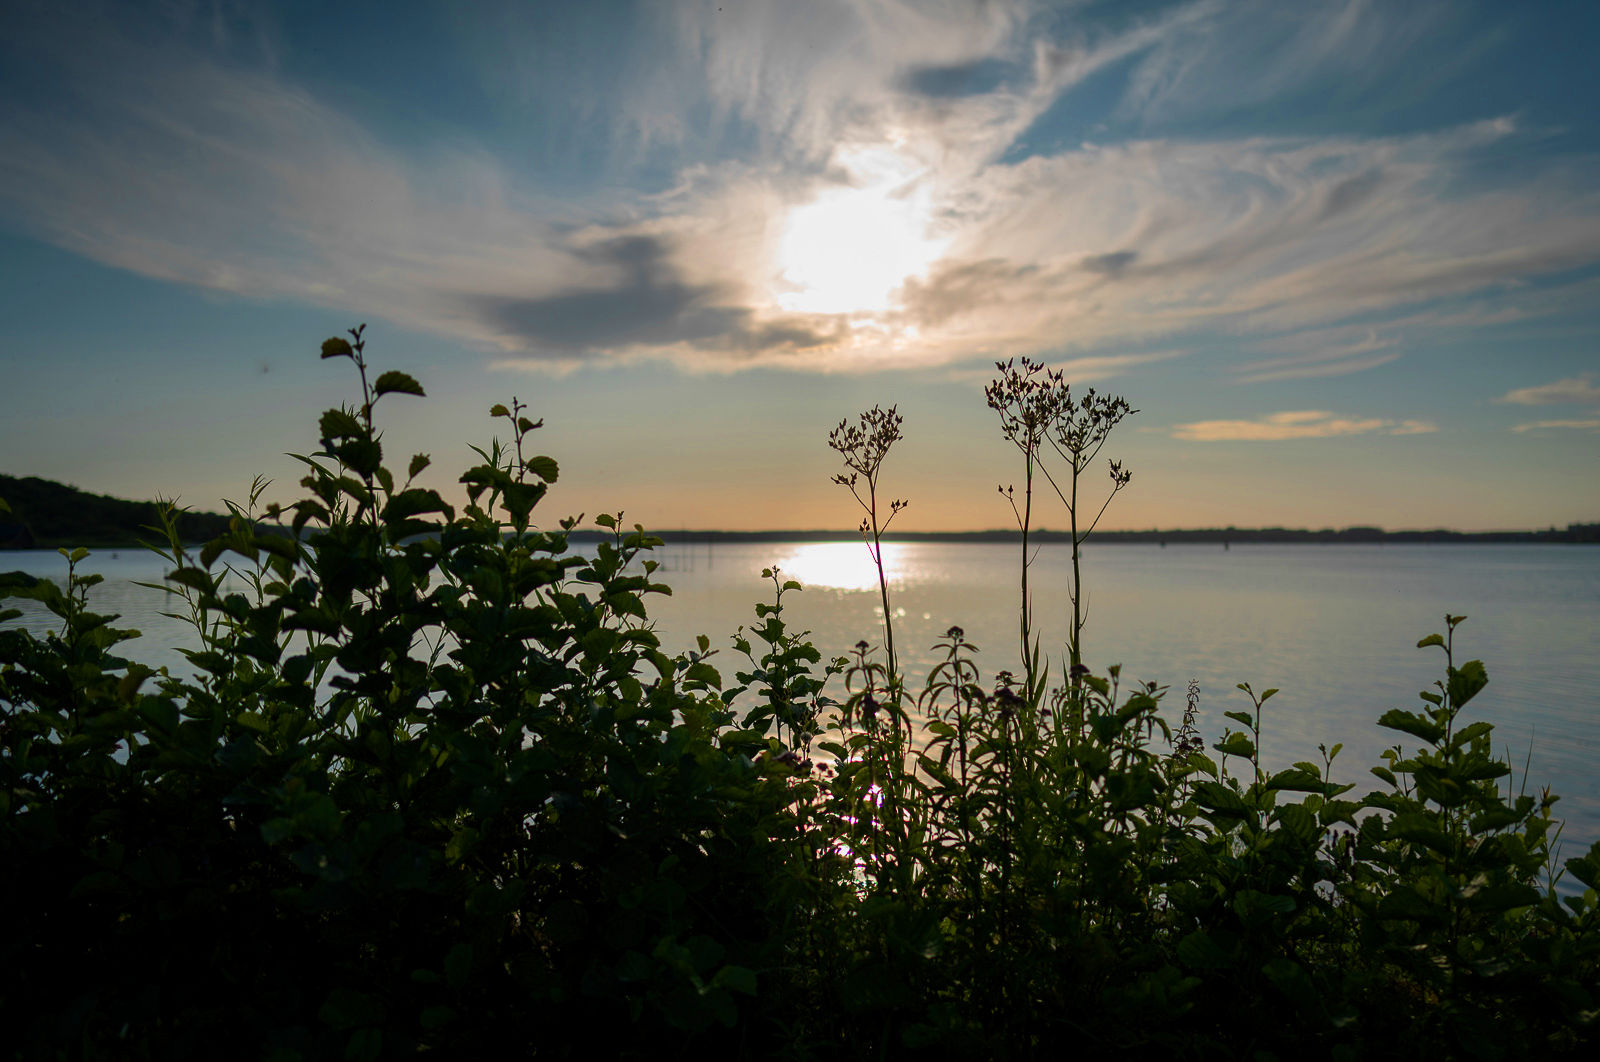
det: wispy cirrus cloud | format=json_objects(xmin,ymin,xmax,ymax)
[
  {"xmin": 1173, "ymin": 410, "xmax": 1438, "ymax": 441},
  {"xmin": 1117, "ymin": 0, "xmax": 1458, "ymax": 127},
  {"xmin": 2, "ymin": 0, "xmax": 1599, "ymax": 380},
  {"xmin": 1510, "ymin": 419, "xmax": 1600, "ymax": 433},
  {"xmin": 1231, "ymin": 328, "xmax": 1402, "ymax": 383},
  {"xmin": 1497, "ymin": 375, "xmax": 1600, "ymax": 406}
]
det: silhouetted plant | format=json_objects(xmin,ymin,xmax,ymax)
[
  {"xmin": 828, "ymin": 405, "xmax": 907, "ymax": 684},
  {"xmin": 985, "ymin": 357, "xmax": 1064, "ymax": 700},
  {"xmin": 985, "ymin": 358, "xmax": 1135, "ymax": 701},
  {"xmin": 1045, "ymin": 385, "xmax": 1135, "ymax": 679},
  {"xmin": 729, "ymin": 565, "xmax": 844, "ymax": 753}
]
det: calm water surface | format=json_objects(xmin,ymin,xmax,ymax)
[
  {"xmin": 653, "ymin": 540, "xmax": 1600, "ymax": 863},
  {"xmin": 6, "ymin": 542, "xmax": 1598, "ymax": 863}
]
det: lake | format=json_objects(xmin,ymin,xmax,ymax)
[{"xmin": 5, "ymin": 540, "xmax": 1599, "ymax": 873}]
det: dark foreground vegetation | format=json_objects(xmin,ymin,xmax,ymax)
[{"xmin": 2, "ymin": 330, "xmax": 1596, "ymax": 1060}]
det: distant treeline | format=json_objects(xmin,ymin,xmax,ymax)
[
  {"xmin": 618, "ymin": 523, "xmax": 1600, "ymax": 546},
  {"xmin": 0, "ymin": 475, "xmax": 236, "ymax": 549},
  {"xmin": 2, "ymin": 473, "xmax": 1595, "ymax": 549}
]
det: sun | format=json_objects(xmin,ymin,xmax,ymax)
[{"xmin": 775, "ymin": 147, "xmax": 947, "ymax": 316}]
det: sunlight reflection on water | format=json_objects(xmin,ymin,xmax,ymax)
[{"xmin": 771, "ymin": 541, "xmax": 917, "ymax": 592}]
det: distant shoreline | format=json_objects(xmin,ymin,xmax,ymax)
[
  {"xmin": 593, "ymin": 525, "xmax": 1600, "ymax": 546},
  {"xmin": 3, "ymin": 474, "xmax": 1595, "ymax": 548}
]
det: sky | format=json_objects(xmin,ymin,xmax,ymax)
[{"xmin": 2, "ymin": 0, "xmax": 1597, "ymax": 532}]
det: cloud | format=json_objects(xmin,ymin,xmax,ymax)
[
  {"xmin": 1173, "ymin": 410, "xmax": 1439, "ymax": 441},
  {"xmin": 1497, "ymin": 376, "xmax": 1600, "ymax": 406},
  {"xmin": 1, "ymin": 1, "xmax": 1599, "ymax": 379},
  {"xmin": 901, "ymin": 58, "xmax": 1017, "ymax": 100},
  {"xmin": 1081, "ymin": 251, "xmax": 1140, "ymax": 277},
  {"xmin": 1230, "ymin": 326, "xmax": 1401, "ymax": 382},
  {"xmin": 469, "ymin": 235, "xmax": 743, "ymax": 355},
  {"xmin": 1511, "ymin": 419, "xmax": 1600, "ymax": 433},
  {"xmin": 1117, "ymin": 0, "xmax": 1457, "ymax": 127}
]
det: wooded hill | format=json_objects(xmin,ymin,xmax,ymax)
[{"xmin": 0, "ymin": 474, "xmax": 234, "ymax": 549}]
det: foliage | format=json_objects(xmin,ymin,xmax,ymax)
[{"xmin": 2, "ymin": 330, "xmax": 1595, "ymax": 1060}]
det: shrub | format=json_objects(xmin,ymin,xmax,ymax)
[{"xmin": 1, "ymin": 329, "xmax": 1595, "ymax": 1060}]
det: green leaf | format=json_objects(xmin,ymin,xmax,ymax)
[
  {"xmin": 335, "ymin": 439, "xmax": 383, "ymax": 476},
  {"xmin": 1377, "ymin": 886, "xmax": 1448, "ymax": 925},
  {"xmin": 1388, "ymin": 813, "xmax": 1455, "ymax": 855},
  {"xmin": 1214, "ymin": 732, "xmax": 1256, "ymax": 759},
  {"xmin": 1193, "ymin": 780, "xmax": 1248, "ymax": 817},
  {"xmin": 1417, "ymin": 633, "xmax": 1445, "ymax": 649},
  {"xmin": 320, "ymin": 408, "xmax": 365, "ymax": 440},
  {"xmin": 408, "ymin": 453, "xmax": 431, "ymax": 478},
  {"xmin": 165, "ymin": 567, "xmax": 217, "ymax": 595},
  {"xmin": 383, "ymin": 488, "xmax": 449, "ymax": 522},
  {"xmin": 525, "ymin": 455, "xmax": 559, "ymax": 483},
  {"xmin": 254, "ymin": 534, "xmax": 300, "ymax": 562},
  {"xmin": 1266, "ymin": 767, "xmax": 1324, "ymax": 792},
  {"xmin": 0, "ymin": 571, "xmax": 51, "ymax": 604},
  {"xmin": 1377, "ymin": 709, "xmax": 1445, "ymax": 745},
  {"xmin": 713, "ymin": 964, "xmax": 758, "ymax": 996},
  {"xmin": 1176, "ymin": 929, "xmax": 1235, "ymax": 970},
  {"xmin": 684, "ymin": 661, "xmax": 721, "ymax": 687},
  {"xmin": 1462, "ymin": 879, "xmax": 1539, "ymax": 913},
  {"xmin": 373, "ymin": 370, "xmax": 425, "ymax": 397},
  {"xmin": 140, "ymin": 698, "xmax": 179, "ymax": 735},
  {"xmin": 1272, "ymin": 802, "xmax": 1319, "ymax": 843},
  {"xmin": 1448, "ymin": 659, "xmax": 1488, "ymax": 709},
  {"xmin": 1234, "ymin": 889, "xmax": 1296, "ymax": 919},
  {"xmin": 235, "ymin": 711, "xmax": 270, "ymax": 734},
  {"xmin": 1563, "ymin": 840, "xmax": 1600, "ymax": 892},
  {"xmin": 1451, "ymin": 720, "xmax": 1493, "ymax": 748},
  {"xmin": 321, "ymin": 337, "xmax": 354, "ymax": 359}
]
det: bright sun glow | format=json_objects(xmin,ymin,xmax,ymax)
[
  {"xmin": 776, "ymin": 147, "xmax": 947, "ymax": 316},
  {"xmin": 774, "ymin": 542, "xmax": 907, "ymax": 592}
]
